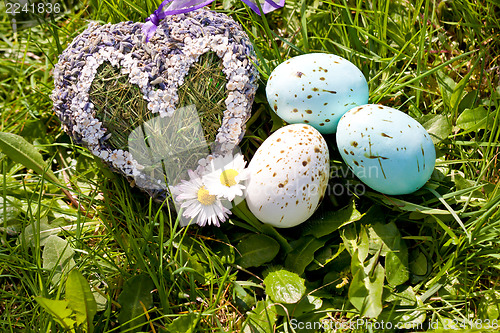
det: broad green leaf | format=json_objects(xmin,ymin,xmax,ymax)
[
  {"xmin": 166, "ymin": 313, "xmax": 199, "ymax": 333},
  {"xmin": 357, "ymin": 225, "xmax": 370, "ymax": 263},
  {"xmin": 260, "ymin": 223, "xmax": 292, "ymax": 253},
  {"xmin": 306, "ymin": 246, "xmax": 332, "ymax": 271},
  {"xmin": 385, "ymin": 244, "xmax": 409, "ymax": 286},
  {"xmin": 450, "ymin": 59, "xmax": 478, "ymax": 115},
  {"xmin": 92, "ymin": 287, "xmax": 108, "ymax": 312},
  {"xmin": 348, "ymin": 254, "xmax": 385, "ymax": 318},
  {"xmin": 384, "ymin": 285, "xmax": 417, "ymax": 306},
  {"xmin": 436, "ymin": 72, "xmax": 456, "ymax": 109},
  {"xmin": 410, "ymin": 251, "xmax": 428, "ymax": 276},
  {"xmin": 243, "ymin": 299, "xmax": 277, "ymax": 333},
  {"xmin": 457, "ymin": 90, "xmax": 477, "ymax": 113},
  {"xmin": 0, "ymin": 132, "xmax": 59, "ymax": 184},
  {"xmin": 285, "ymin": 236, "xmax": 326, "ymax": 275},
  {"xmin": 418, "ymin": 114, "xmax": 452, "ymax": 144},
  {"xmin": 35, "ymin": 297, "xmax": 77, "ymax": 330},
  {"xmin": 42, "ymin": 235, "xmax": 76, "ymax": 285},
  {"xmin": 367, "ymin": 222, "xmax": 402, "ymax": 256},
  {"xmin": 0, "ymin": 196, "xmax": 21, "ymax": 225},
  {"xmin": 478, "ymin": 291, "xmax": 500, "ymax": 320},
  {"xmin": 303, "ymin": 200, "xmax": 363, "ymax": 238},
  {"xmin": 264, "ymin": 269, "xmax": 306, "ymax": 304},
  {"xmin": 117, "ymin": 275, "xmax": 155, "ymax": 329},
  {"xmin": 232, "ymin": 200, "xmax": 263, "ymax": 232},
  {"xmin": 236, "ymin": 234, "xmax": 280, "ymax": 268},
  {"xmin": 19, "ymin": 119, "xmax": 50, "ymax": 144},
  {"xmin": 367, "ymin": 222, "xmax": 409, "ymax": 285},
  {"xmin": 340, "ymin": 223, "xmax": 358, "ymax": 257},
  {"xmin": 456, "ymin": 106, "xmax": 495, "ymax": 131},
  {"xmin": 19, "ymin": 221, "xmax": 59, "ymax": 247},
  {"xmin": 284, "ymin": 295, "xmax": 323, "ymax": 318},
  {"xmin": 66, "ymin": 269, "xmax": 97, "ymax": 332}
]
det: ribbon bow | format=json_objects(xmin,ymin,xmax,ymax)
[{"xmin": 143, "ymin": 0, "xmax": 285, "ymax": 42}]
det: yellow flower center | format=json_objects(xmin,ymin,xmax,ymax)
[
  {"xmin": 197, "ymin": 186, "xmax": 216, "ymax": 206},
  {"xmin": 220, "ymin": 169, "xmax": 239, "ymax": 187}
]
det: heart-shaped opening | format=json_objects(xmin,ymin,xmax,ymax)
[
  {"xmin": 177, "ymin": 51, "xmax": 227, "ymax": 145},
  {"xmin": 90, "ymin": 51, "xmax": 227, "ymax": 152},
  {"xmin": 90, "ymin": 62, "xmax": 151, "ymax": 151}
]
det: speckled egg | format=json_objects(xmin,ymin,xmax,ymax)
[
  {"xmin": 336, "ymin": 104, "xmax": 436, "ymax": 195},
  {"xmin": 266, "ymin": 53, "xmax": 369, "ymax": 134},
  {"xmin": 245, "ymin": 124, "xmax": 330, "ymax": 228}
]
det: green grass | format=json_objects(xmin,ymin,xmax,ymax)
[{"xmin": 1, "ymin": 0, "xmax": 500, "ymax": 332}]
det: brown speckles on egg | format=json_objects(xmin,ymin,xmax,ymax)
[
  {"xmin": 304, "ymin": 120, "xmax": 309, "ymax": 123},
  {"xmin": 351, "ymin": 107, "xmax": 363, "ymax": 115},
  {"xmin": 322, "ymin": 89, "xmax": 336, "ymax": 94},
  {"xmin": 307, "ymin": 95, "xmax": 313, "ymax": 99},
  {"xmin": 305, "ymin": 109, "xmax": 312, "ymax": 114},
  {"xmin": 312, "ymin": 87, "xmax": 319, "ymax": 92},
  {"xmin": 320, "ymin": 77, "xmax": 325, "ymax": 81}
]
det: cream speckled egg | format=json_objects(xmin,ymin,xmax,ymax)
[{"xmin": 245, "ymin": 124, "xmax": 330, "ymax": 228}]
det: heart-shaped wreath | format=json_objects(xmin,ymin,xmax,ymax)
[{"xmin": 51, "ymin": 9, "xmax": 259, "ymax": 202}]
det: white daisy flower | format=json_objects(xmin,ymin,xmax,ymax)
[
  {"xmin": 204, "ymin": 153, "xmax": 249, "ymax": 201},
  {"xmin": 170, "ymin": 170, "xmax": 230, "ymax": 227}
]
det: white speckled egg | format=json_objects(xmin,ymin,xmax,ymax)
[
  {"xmin": 336, "ymin": 104, "xmax": 436, "ymax": 195},
  {"xmin": 266, "ymin": 53, "xmax": 369, "ymax": 134},
  {"xmin": 245, "ymin": 124, "xmax": 330, "ymax": 228}
]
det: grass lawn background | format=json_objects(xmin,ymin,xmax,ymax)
[{"xmin": 0, "ymin": 0, "xmax": 499, "ymax": 331}]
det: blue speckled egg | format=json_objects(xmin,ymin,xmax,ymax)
[
  {"xmin": 336, "ymin": 104, "xmax": 436, "ymax": 195},
  {"xmin": 266, "ymin": 53, "xmax": 369, "ymax": 134}
]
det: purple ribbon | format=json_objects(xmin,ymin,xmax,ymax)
[{"xmin": 143, "ymin": 0, "xmax": 285, "ymax": 42}]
